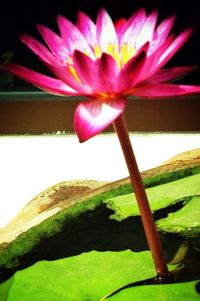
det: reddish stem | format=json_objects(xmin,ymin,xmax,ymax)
[{"xmin": 113, "ymin": 114, "xmax": 169, "ymax": 279}]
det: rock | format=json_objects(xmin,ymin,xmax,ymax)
[{"xmin": 0, "ymin": 180, "xmax": 107, "ymax": 245}]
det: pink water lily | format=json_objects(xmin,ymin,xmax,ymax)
[{"xmin": 4, "ymin": 8, "xmax": 200, "ymax": 142}]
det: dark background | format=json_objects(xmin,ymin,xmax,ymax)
[{"xmin": 0, "ymin": 0, "xmax": 200, "ymax": 86}]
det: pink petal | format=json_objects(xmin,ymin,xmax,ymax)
[
  {"xmin": 139, "ymin": 34, "xmax": 175, "ymax": 80},
  {"xmin": 73, "ymin": 51, "xmax": 119, "ymax": 95},
  {"xmin": 131, "ymin": 83, "xmax": 200, "ymax": 98},
  {"xmin": 115, "ymin": 45, "xmax": 147, "ymax": 93},
  {"xmin": 114, "ymin": 18, "xmax": 127, "ymax": 41},
  {"xmin": 4, "ymin": 64, "xmax": 79, "ymax": 96},
  {"xmin": 96, "ymin": 8, "xmax": 118, "ymax": 52},
  {"xmin": 20, "ymin": 34, "xmax": 92, "ymax": 94},
  {"xmin": 147, "ymin": 66, "xmax": 197, "ymax": 83},
  {"xmin": 99, "ymin": 53, "xmax": 119, "ymax": 93},
  {"xmin": 157, "ymin": 28, "xmax": 193, "ymax": 68},
  {"xmin": 20, "ymin": 33, "xmax": 59, "ymax": 65},
  {"xmin": 114, "ymin": 18, "xmax": 126, "ymax": 30},
  {"xmin": 74, "ymin": 97, "xmax": 127, "ymax": 142},
  {"xmin": 151, "ymin": 15, "xmax": 175, "ymax": 52},
  {"xmin": 76, "ymin": 11, "xmax": 96, "ymax": 46},
  {"xmin": 155, "ymin": 15, "xmax": 175, "ymax": 39},
  {"xmin": 136, "ymin": 10, "xmax": 158, "ymax": 49},
  {"xmin": 142, "ymin": 30, "xmax": 191, "ymax": 79},
  {"xmin": 57, "ymin": 15, "xmax": 93, "ymax": 57},
  {"xmin": 72, "ymin": 50, "xmax": 106, "ymax": 93},
  {"xmin": 120, "ymin": 8, "xmax": 146, "ymax": 46},
  {"xmin": 36, "ymin": 24, "xmax": 69, "ymax": 62}
]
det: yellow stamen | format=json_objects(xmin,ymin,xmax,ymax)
[
  {"xmin": 94, "ymin": 45, "xmax": 102, "ymax": 58},
  {"xmin": 94, "ymin": 43, "xmax": 121, "ymax": 68},
  {"xmin": 107, "ymin": 43, "xmax": 120, "ymax": 67},
  {"xmin": 68, "ymin": 65, "xmax": 81, "ymax": 82},
  {"xmin": 120, "ymin": 43, "xmax": 136, "ymax": 65},
  {"xmin": 93, "ymin": 42, "xmax": 136, "ymax": 68}
]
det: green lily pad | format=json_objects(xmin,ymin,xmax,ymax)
[
  {"xmin": 105, "ymin": 173, "xmax": 200, "ymax": 221},
  {"xmin": 1, "ymin": 251, "xmax": 199, "ymax": 301},
  {"xmin": 0, "ymin": 277, "xmax": 14, "ymax": 301},
  {"xmin": 0, "ymin": 250, "xmax": 158, "ymax": 301},
  {"xmin": 157, "ymin": 196, "xmax": 200, "ymax": 238},
  {"xmin": 108, "ymin": 280, "xmax": 200, "ymax": 301}
]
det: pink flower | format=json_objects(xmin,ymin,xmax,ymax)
[{"xmin": 4, "ymin": 8, "xmax": 200, "ymax": 142}]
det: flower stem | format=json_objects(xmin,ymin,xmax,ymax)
[{"xmin": 113, "ymin": 114, "xmax": 169, "ymax": 279}]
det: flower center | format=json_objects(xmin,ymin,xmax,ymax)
[
  {"xmin": 93, "ymin": 42, "xmax": 136, "ymax": 68},
  {"xmin": 94, "ymin": 45, "xmax": 102, "ymax": 58},
  {"xmin": 120, "ymin": 43, "xmax": 136, "ymax": 65},
  {"xmin": 107, "ymin": 43, "xmax": 120, "ymax": 65}
]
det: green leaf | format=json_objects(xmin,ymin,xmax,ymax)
[
  {"xmin": 108, "ymin": 280, "xmax": 200, "ymax": 301},
  {"xmin": 0, "ymin": 277, "xmax": 14, "ymax": 301},
  {"xmin": 105, "ymin": 173, "xmax": 200, "ymax": 221},
  {"xmin": 157, "ymin": 196, "xmax": 200, "ymax": 237},
  {"xmin": 1, "ymin": 251, "xmax": 157, "ymax": 301},
  {"xmin": 2, "ymin": 251, "xmax": 198, "ymax": 301}
]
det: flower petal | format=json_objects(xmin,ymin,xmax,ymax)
[
  {"xmin": 114, "ymin": 18, "xmax": 127, "ymax": 41},
  {"xmin": 147, "ymin": 66, "xmax": 197, "ymax": 83},
  {"xmin": 155, "ymin": 15, "xmax": 175, "ymax": 40},
  {"xmin": 36, "ymin": 24, "xmax": 69, "ymax": 62},
  {"xmin": 57, "ymin": 15, "xmax": 93, "ymax": 57},
  {"xmin": 76, "ymin": 11, "xmax": 96, "ymax": 47},
  {"xmin": 73, "ymin": 51, "xmax": 119, "ymax": 95},
  {"xmin": 20, "ymin": 34, "xmax": 92, "ymax": 94},
  {"xmin": 115, "ymin": 45, "xmax": 147, "ymax": 93},
  {"xmin": 136, "ymin": 10, "xmax": 158, "ymax": 49},
  {"xmin": 72, "ymin": 50, "xmax": 105, "ymax": 93},
  {"xmin": 131, "ymin": 83, "xmax": 200, "ymax": 98},
  {"xmin": 158, "ymin": 28, "xmax": 192, "ymax": 67},
  {"xmin": 99, "ymin": 53, "xmax": 119, "ymax": 93},
  {"xmin": 20, "ymin": 33, "xmax": 59, "ymax": 65},
  {"xmin": 74, "ymin": 97, "xmax": 127, "ymax": 142},
  {"xmin": 120, "ymin": 8, "xmax": 146, "ymax": 46},
  {"xmin": 4, "ymin": 64, "xmax": 79, "ymax": 96},
  {"xmin": 142, "ymin": 29, "xmax": 192, "ymax": 79},
  {"xmin": 139, "ymin": 34, "xmax": 175, "ymax": 80},
  {"xmin": 150, "ymin": 15, "xmax": 175, "ymax": 53},
  {"xmin": 96, "ymin": 8, "xmax": 118, "ymax": 52}
]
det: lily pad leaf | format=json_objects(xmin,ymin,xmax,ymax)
[
  {"xmin": 0, "ymin": 277, "xmax": 14, "ymax": 301},
  {"xmin": 157, "ymin": 196, "xmax": 200, "ymax": 238},
  {"xmin": 105, "ymin": 173, "xmax": 200, "ymax": 221},
  {"xmin": 0, "ymin": 250, "xmax": 160, "ymax": 301},
  {"xmin": 108, "ymin": 280, "xmax": 200, "ymax": 301}
]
